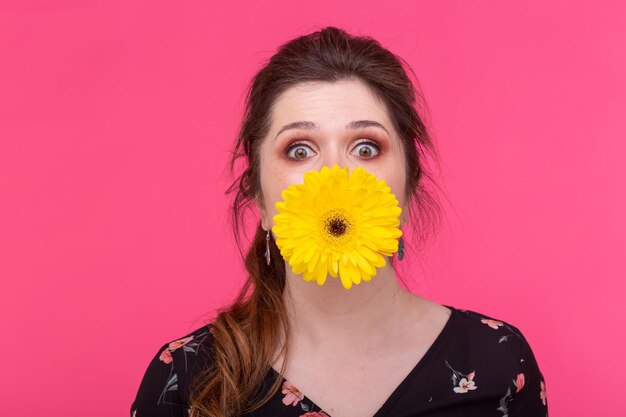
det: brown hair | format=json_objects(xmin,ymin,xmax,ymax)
[{"xmin": 189, "ymin": 26, "xmax": 445, "ymax": 417}]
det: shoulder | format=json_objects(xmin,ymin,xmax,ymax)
[
  {"xmin": 130, "ymin": 324, "xmax": 216, "ymax": 417},
  {"xmin": 451, "ymin": 306, "xmax": 549, "ymax": 411},
  {"xmin": 451, "ymin": 305, "xmax": 526, "ymax": 340},
  {"xmin": 160, "ymin": 324, "xmax": 216, "ymax": 391},
  {"xmin": 435, "ymin": 306, "xmax": 549, "ymax": 413},
  {"xmin": 160, "ymin": 325, "xmax": 215, "ymax": 366},
  {"xmin": 446, "ymin": 305, "xmax": 545, "ymax": 383}
]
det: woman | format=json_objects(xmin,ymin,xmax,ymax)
[{"xmin": 130, "ymin": 27, "xmax": 549, "ymax": 417}]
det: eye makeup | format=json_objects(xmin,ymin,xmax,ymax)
[{"xmin": 283, "ymin": 138, "xmax": 382, "ymax": 161}]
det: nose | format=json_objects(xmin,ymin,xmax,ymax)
[{"xmin": 317, "ymin": 143, "xmax": 353, "ymax": 172}]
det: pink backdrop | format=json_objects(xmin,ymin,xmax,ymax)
[{"xmin": 1, "ymin": 1, "xmax": 624, "ymax": 415}]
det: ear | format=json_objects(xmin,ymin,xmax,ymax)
[
  {"xmin": 400, "ymin": 203, "xmax": 409, "ymax": 227},
  {"xmin": 255, "ymin": 193, "xmax": 269, "ymax": 231},
  {"xmin": 260, "ymin": 208, "xmax": 269, "ymax": 231}
]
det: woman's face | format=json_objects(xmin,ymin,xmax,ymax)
[{"xmin": 257, "ymin": 78, "xmax": 409, "ymax": 232}]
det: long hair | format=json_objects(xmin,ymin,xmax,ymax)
[{"xmin": 188, "ymin": 26, "xmax": 445, "ymax": 417}]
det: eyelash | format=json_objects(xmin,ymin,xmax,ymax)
[{"xmin": 284, "ymin": 139, "xmax": 381, "ymax": 160}]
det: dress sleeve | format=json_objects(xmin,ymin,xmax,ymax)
[
  {"xmin": 130, "ymin": 342, "xmax": 188, "ymax": 417},
  {"xmin": 508, "ymin": 331, "xmax": 549, "ymax": 417}
]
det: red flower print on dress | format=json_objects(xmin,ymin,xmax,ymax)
[
  {"xmin": 540, "ymin": 380, "xmax": 547, "ymax": 406},
  {"xmin": 159, "ymin": 349, "xmax": 173, "ymax": 364},
  {"xmin": 282, "ymin": 380, "xmax": 305, "ymax": 406},
  {"xmin": 513, "ymin": 373, "xmax": 525, "ymax": 392},
  {"xmin": 299, "ymin": 413, "xmax": 329, "ymax": 417},
  {"xmin": 480, "ymin": 318, "xmax": 504, "ymax": 329},
  {"xmin": 168, "ymin": 336, "xmax": 194, "ymax": 350},
  {"xmin": 158, "ymin": 335, "xmax": 194, "ymax": 364}
]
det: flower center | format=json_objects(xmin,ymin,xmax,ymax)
[
  {"xmin": 327, "ymin": 217, "xmax": 348, "ymax": 236},
  {"xmin": 321, "ymin": 209, "xmax": 352, "ymax": 239}
]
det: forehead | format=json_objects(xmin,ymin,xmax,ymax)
[{"xmin": 269, "ymin": 79, "xmax": 393, "ymax": 131}]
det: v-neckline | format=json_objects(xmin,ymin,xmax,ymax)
[{"xmin": 268, "ymin": 304, "xmax": 458, "ymax": 417}]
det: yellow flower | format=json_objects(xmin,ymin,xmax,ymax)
[{"xmin": 272, "ymin": 164, "xmax": 403, "ymax": 290}]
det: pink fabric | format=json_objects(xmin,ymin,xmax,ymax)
[{"xmin": 1, "ymin": 1, "xmax": 624, "ymax": 416}]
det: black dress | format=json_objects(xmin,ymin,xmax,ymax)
[{"xmin": 130, "ymin": 305, "xmax": 549, "ymax": 417}]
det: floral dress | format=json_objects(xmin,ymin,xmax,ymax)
[{"xmin": 130, "ymin": 305, "xmax": 549, "ymax": 417}]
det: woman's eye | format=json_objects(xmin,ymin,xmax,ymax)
[
  {"xmin": 285, "ymin": 140, "xmax": 381, "ymax": 160},
  {"xmin": 285, "ymin": 143, "xmax": 314, "ymax": 160},
  {"xmin": 353, "ymin": 141, "xmax": 380, "ymax": 158}
]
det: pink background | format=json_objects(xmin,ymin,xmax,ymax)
[{"xmin": 1, "ymin": 1, "xmax": 624, "ymax": 415}]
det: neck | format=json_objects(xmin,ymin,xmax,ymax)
[{"xmin": 280, "ymin": 258, "xmax": 421, "ymax": 350}]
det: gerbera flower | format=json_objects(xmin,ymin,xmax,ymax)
[{"xmin": 272, "ymin": 164, "xmax": 403, "ymax": 290}]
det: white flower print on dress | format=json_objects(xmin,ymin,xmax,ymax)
[
  {"xmin": 445, "ymin": 361, "xmax": 478, "ymax": 394},
  {"xmin": 453, "ymin": 377, "xmax": 477, "ymax": 393}
]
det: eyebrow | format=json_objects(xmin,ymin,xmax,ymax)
[{"xmin": 274, "ymin": 120, "xmax": 390, "ymax": 140}]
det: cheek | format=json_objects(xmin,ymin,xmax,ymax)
[
  {"xmin": 383, "ymin": 171, "xmax": 408, "ymax": 209},
  {"xmin": 391, "ymin": 180, "xmax": 407, "ymax": 206},
  {"xmin": 366, "ymin": 165, "xmax": 406, "ymax": 202}
]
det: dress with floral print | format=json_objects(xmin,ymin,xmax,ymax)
[{"xmin": 131, "ymin": 305, "xmax": 548, "ymax": 417}]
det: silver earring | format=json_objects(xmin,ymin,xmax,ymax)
[{"xmin": 264, "ymin": 229, "xmax": 271, "ymax": 266}]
